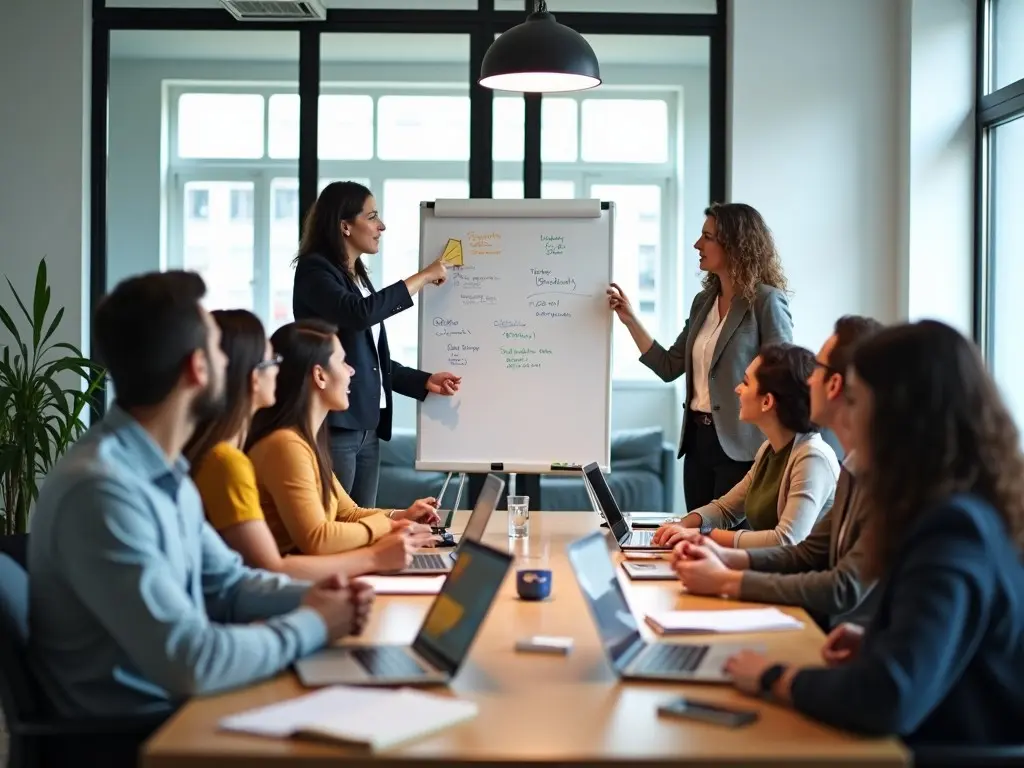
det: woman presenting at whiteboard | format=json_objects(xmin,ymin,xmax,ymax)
[
  {"xmin": 293, "ymin": 181, "xmax": 462, "ymax": 507},
  {"xmin": 607, "ymin": 202, "xmax": 792, "ymax": 512}
]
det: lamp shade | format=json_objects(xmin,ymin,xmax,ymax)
[{"xmin": 479, "ymin": 10, "xmax": 601, "ymax": 93}]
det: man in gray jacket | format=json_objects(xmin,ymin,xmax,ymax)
[{"xmin": 671, "ymin": 315, "xmax": 882, "ymax": 629}]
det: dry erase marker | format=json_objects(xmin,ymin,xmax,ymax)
[{"xmin": 550, "ymin": 462, "xmax": 582, "ymax": 471}]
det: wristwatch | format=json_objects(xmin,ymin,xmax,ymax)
[
  {"xmin": 698, "ymin": 517, "xmax": 714, "ymax": 536},
  {"xmin": 758, "ymin": 663, "xmax": 787, "ymax": 697}
]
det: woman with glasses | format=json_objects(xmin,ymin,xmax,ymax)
[
  {"xmin": 652, "ymin": 343, "xmax": 839, "ymax": 550},
  {"xmin": 608, "ymin": 203, "xmax": 793, "ymax": 511},
  {"xmin": 247, "ymin": 318, "xmax": 441, "ymax": 558},
  {"xmin": 721, "ymin": 321, "xmax": 1024, "ymax": 746},
  {"xmin": 186, "ymin": 309, "xmax": 433, "ymax": 578}
]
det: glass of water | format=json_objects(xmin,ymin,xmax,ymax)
[{"xmin": 507, "ymin": 495, "xmax": 530, "ymax": 539}]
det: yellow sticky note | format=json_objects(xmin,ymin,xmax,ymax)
[{"xmin": 441, "ymin": 238, "xmax": 463, "ymax": 267}]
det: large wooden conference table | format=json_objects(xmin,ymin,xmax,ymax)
[{"xmin": 143, "ymin": 511, "xmax": 908, "ymax": 767}]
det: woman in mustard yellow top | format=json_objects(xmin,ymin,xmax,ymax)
[
  {"xmin": 185, "ymin": 310, "xmax": 433, "ymax": 577},
  {"xmin": 246, "ymin": 318, "xmax": 441, "ymax": 556}
]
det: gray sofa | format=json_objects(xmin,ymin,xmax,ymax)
[{"xmin": 377, "ymin": 427, "xmax": 676, "ymax": 513}]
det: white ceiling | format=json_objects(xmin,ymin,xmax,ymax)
[{"xmin": 110, "ymin": 29, "xmax": 709, "ymax": 66}]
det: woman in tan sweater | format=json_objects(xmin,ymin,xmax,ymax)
[{"xmin": 247, "ymin": 319, "xmax": 440, "ymax": 555}]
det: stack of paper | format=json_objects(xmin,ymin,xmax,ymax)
[
  {"xmin": 220, "ymin": 686, "xmax": 478, "ymax": 752},
  {"xmin": 358, "ymin": 575, "xmax": 446, "ymax": 595},
  {"xmin": 645, "ymin": 607, "xmax": 804, "ymax": 635}
]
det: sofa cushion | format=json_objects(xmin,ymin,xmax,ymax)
[
  {"xmin": 381, "ymin": 428, "xmax": 417, "ymax": 467},
  {"xmin": 610, "ymin": 427, "xmax": 664, "ymax": 475}
]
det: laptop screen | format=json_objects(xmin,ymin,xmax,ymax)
[
  {"xmin": 567, "ymin": 531, "xmax": 644, "ymax": 671},
  {"xmin": 412, "ymin": 538, "xmax": 512, "ymax": 674},
  {"xmin": 582, "ymin": 462, "xmax": 630, "ymax": 541},
  {"xmin": 458, "ymin": 473, "xmax": 504, "ymax": 545}
]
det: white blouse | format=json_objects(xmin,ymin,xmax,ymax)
[{"xmin": 689, "ymin": 297, "xmax": 727, "ymax": 413}]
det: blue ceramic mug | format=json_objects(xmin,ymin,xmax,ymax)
[{"xmin": 516, "ymin": 568, "xmax": 553, "ymax": 600}]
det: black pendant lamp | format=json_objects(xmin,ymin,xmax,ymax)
[{"xmin": 479, "ymin": 1, "xmax": 601, "ymax": 93}]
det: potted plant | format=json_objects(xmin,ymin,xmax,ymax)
[{"xmin": 0, "ymin": 258, "xmax": 105, "ymax": 541}]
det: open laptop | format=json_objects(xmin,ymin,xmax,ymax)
[
  {"xmin": 393, "ymin": 473, "xmax": 504, "ymax": 574},
  {"xmin": 567, "ymin": 531, "xmax": 759, "ymax": 683},
  {"xmin": 295, "ymin": 536, "xmax": 513, "ymax": 687},
  {"xmin": 581, "ymin": 462, "xmax": 669, "ymax": 551}
]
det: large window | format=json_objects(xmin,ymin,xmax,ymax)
[
  {"xmin": 166, "ymin": 84, "xmax": 685, "ymax": 380},
  {"xmin": 166, "ymin": 85, "xmax": 471, "ymax": 333},
  {"xmin": 158, "ymin": 35, "xmax": 706, "ymax": 383},
  {"xmin": 492, "ymin": 89, "xmax": 682, "ymax": 380},
  {"xmin": 978, "ymin": 0, "xmax": 1024, "ymax": 430}
]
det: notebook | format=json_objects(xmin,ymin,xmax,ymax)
[
  {"xmin": 645, "ymin": 608, "xmax": 805, "ymax": 635},
  {"xmin": 620, "ymin": 560, "xmax": 677, "ymax": 581},
  {"xmin": 220, "ymin": 685, "xmax": 478, "ymax": 752}
]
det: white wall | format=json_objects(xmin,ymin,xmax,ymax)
[
  {"xmin": 728, "ymin": 0, "xmax": 976, "ymax": 350},
  {"xmin": 0, "ymin": 0, "xmax": 91, "ymax": 355},
  {"xmin": 728, "ymin": 0, "xmax": 903, "ymax": 349},
  {"xmin": 900, "ymin": 0, "xmax": 976, "ymax": 333}
]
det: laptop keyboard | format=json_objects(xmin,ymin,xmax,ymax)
[
  {"xmin": 409, "ymin": 552, "xmax": 449, "ymax": 570},
  {"xmin": 351, "ymin": 647, "xmax": 428, "ymax": 677},
  {"xmin": 630, "ymin": 529, "xmax": 655, "ymax": 546},
  {"xmin": 634, "ymin": 643, "xmax": 709, "ymax": 674}
]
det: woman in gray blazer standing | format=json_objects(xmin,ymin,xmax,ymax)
[{"xmin": 608, "ymin": 202, "xmax": 792, "ymax": 511}]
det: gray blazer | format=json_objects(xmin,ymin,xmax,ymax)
[
  {"xmin": 639, "ymin": 283, "xmax": 792, "ymax": 461},
  {"xmin": 692, "ymin": 432, "xmax": 839, "ymax": 548},
  {"xmin": 740, "ymin": 464, "xmax": 877, "ymax": 628}
]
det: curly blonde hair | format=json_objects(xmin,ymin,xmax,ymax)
[{"xmin": 701, "ymin": 202, "xmax": 788, "ymax": 302}]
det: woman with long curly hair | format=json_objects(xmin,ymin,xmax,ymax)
[
  {"xmin": 720, "ymin": 320, "xmax": 1024, "ymax": 745},
  {"xmin": 608, "ymin": 202, "xmax": 793, "ymax": 512}
]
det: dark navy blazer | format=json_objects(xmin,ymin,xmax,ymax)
[
  {"xmin": 292, "ymin": 253, "xmax": 430, "ymax": 441},
  {"xmin": 790, "ymin": 493, "xmax": 1024, "ymax": 745}
]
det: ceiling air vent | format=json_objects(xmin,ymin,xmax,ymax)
[{"xmin": 220, "ymin": 0, "xmax": 327, "ymax": 21}]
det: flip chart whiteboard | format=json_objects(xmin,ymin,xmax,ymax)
[{"xmin": 415, "ymin": 198, "xmax": 614, "ymax": 474}]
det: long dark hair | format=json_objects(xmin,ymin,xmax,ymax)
[
  {"xmin": 755, "ymin": 343, "xmax": 817, "ymax": 434},
  {"xmin": 184, "ymin": 309, "xmax": 267, "ymax": 473},
  {"xmin": 701, "ymin": 202, "xmax": 788, "ymax": 303},
  {"xmin": 852, "ymin": 320, "xmax": 1024, "ymax": 580},
  {"xmin": 247, "ymin": 319, "xmax": 339, "ymax": 509},
  {"xmin": 295, "ymin": 180, "xmax": 373, "ymax": 284}
]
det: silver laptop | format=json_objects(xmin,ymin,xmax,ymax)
[
  {"xmin": 295, "ymin": 537, "xmax": 512, "ymax": 687},
  {"xmin": 567, "ymin": 531, "xmax": 758, "ymax": 683},
  {"xmin": 393, "ymin": 473, "xmax": 504, "ymax": 574},
  {"xmin": 581, "ymin": 462, "xmax": 669, "ymax": 551}
]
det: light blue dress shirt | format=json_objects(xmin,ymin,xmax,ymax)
[{"xmin": 28, "ymin": 405, "xmax": 328, "ymax": 717}]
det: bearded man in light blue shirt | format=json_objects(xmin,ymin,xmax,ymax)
[{"xmin": 29, "ymin": 271, "xmax": 373, "ymax": 718}]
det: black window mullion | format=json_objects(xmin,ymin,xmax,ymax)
[{"xmin": 298, "ymin": 28, "xmax": 320, "ymax": 242}]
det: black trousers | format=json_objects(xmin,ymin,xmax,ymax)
[{"xmin": 681, "ymin": 410, "xmax": 753, "ymax": 512}]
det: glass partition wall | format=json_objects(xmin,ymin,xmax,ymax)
[{"xmin": 93, "ymin": 0, "xmax": 726, "ymax": 507}]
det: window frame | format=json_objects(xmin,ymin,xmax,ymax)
[{"xmin": 975, "ymin": 0, "xmax": 1024, "ymax": 358}]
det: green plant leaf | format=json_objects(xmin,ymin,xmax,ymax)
[
  {"xmin": 40, "ymin": 306, "xmax": 65, "ymax": 348},
  {"xmin": 0, "ymin": 303, "xmax": 21, "ymax": 348},
  {"xmin": 5, "ymin": 277, "xmax": 34, "ymax": 330},
  {"xmin": 32, "ymin": 259, "xmax": 50, "ymax": 350}
]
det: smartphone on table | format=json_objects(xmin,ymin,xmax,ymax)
[{"xmin": 656, "ymin": 697, "xmax": 759, "ymax": 728}]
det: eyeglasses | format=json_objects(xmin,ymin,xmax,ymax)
[{"xmin": 254, "ymin": 355, "xmax": 283, "ymax": 371}]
